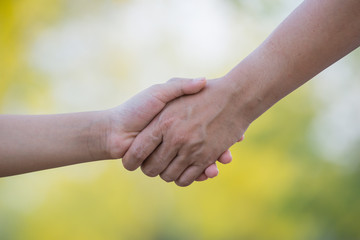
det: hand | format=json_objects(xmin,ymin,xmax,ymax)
[
  {"xmin": 122, "ymin": 78, "xmax": 250, "ymax": 186},
  {"xmin": 105, "ymin": 78, "xmax": 236, "ymax": 180},
  {"xmin": 195, "ymin": 135, "xmax": 244, "ymax": 181}
]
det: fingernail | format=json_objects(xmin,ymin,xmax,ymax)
[{"xmin": 193, "ymin": 77, "xmax": 206, "ymax": 83}]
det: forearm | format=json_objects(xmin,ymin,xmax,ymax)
[
  {"xmin": 0, "ymin": 78, "xmax": 208, "ymax": 178},
  {"xmin": 225, "ymin": 0, "xmax": 360, "ymax": 123},
  {"xmin": 0, "ymin": 112, "xmax": 110, "ymax": 177}
]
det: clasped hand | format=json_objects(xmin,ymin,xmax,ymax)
[{"xmin": 108, "ymin": 77, "xmax": 247, "ymax": 186}]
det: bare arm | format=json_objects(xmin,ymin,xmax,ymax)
[
  {"xmin": 0, "ymin": 112, "xmax": 109, "ymax": 177},
  {"xmin": 227, "ymin": 0, "xmax": 360, "ymax": 123},
  {"xmin": 1, "ymin": 78, "xmax": 233, "ymax": 177},
  {"xmin": 123, "ymin": 0, "xmax": 360, "ymax": 186}
]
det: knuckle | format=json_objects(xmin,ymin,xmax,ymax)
[
  {"xmin": 167, "ymin": 77, "xmax": 181, "ymax": 83},
  {"xmin": 173, "ymin": 155, "xmax": 192, "ymax": 168},
  {"xmin": 172, "ymin": 134, "xmax": 188, "ymax": 146},
  {"xmin": 122, "ymin": 148, "xmax": 147, "ymax": 171},
  {"xmin": 148, "ymin": 132, "xmax": 162, "ymax": 145},
  {"xmin": 132, "ymin": 152, "xmax": 144, "ymax": 165},
  {"xmin": 160, "ymin": 173, "xmax": 175, "ymax": 182},
  {"xmin": 176, "ymin": 178, "xmax": 193, "ymax": 187},
  {"xmin": 160, "ymin": 116, "xmax": 176, "ymax": 130},
  {"xmin": 149, "ymin": 84, "xmax": 162, "ymax": 91},
  {"xmin": 181, "ymin": 146, "xmax": 205, "ymax": 164},
  {"xmin": 141, "ymin": 165, "xmax": 159, "ymax": 178},
  {"xmin": 132, "ymin": 145, "xmax": 148, "ymax": 162},
  {"xmin": 156, "ymin": 155, "xmax": 169, "ymax": 167},
  {"xmin": 180, "ymin": 131, "xmax": 206, "ymax": 154},
  {"xmin": 187, "ymin": 140, "xmax": 205, "ymax": 154},
  {"xmin": 122, "ymin": 157, "xmax": 137, "ymax": 171}
]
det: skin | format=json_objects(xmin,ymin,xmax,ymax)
[
  {"xmin": 0, "ymin": 78, "xmax": 234, "ymax": 178},
  {"xmin": 123, "ymin": 0, "xmax": 360, "ymax": 186}
]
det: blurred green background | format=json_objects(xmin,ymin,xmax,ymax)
[{"xmin": 1, "ymin": 0, "xmax": 360, "ymax": 239}]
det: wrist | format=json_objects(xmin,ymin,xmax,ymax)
[
  {"xmin": 86, "ymin": 110, "xmax": 113, "ymax": 161},
  {"xmin": 222, "ymin": 43, "xmax": 291, "ymax": 124},
  {"xmin": 220, "ymin": 73, "xmax": 267, "ymax": 126}
]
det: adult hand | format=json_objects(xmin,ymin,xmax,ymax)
[
  {"xmin": 122, "ymin": 78, "xmax": 250, "ymax": 186},
  {"xmin": 105, "ymin": 78, "xmax": 236, "ymax": 180},
  {"xmin": 194, "ymin": 135, "xmax": 244, "ymax": 181}
]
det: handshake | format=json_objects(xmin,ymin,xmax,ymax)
[
  {"xmin": 102, "ymin": 77, "xmax": 248, "ymax": 187},
  {"xmin": 1, "ymin": 0, "xmax": 356, "ymax": 186},
  {"xmin": 0, "ymin": 75, "xmax": 250, "ymax": 183}
]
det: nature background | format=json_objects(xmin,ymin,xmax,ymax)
[{"xmin": 1, "ymin": 0, "xmax": 360, "ymax": 239}]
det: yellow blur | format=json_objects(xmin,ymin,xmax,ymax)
[{"xmin": 1, "ymin": 1, "xmax": 360, "ymax": 240}]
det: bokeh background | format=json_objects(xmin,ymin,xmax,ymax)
[{"xmin": 1, "ymin": 0, "xmax": 360, "ymax": 239}]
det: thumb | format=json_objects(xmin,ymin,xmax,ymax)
[{"xmin": 152, "ymin": 77, "xmax": 206, "ymax": 104}]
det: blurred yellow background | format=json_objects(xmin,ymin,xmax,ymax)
[{"xmin": 1, "ymin": 0, "xmax": 360, "ymax": 239}]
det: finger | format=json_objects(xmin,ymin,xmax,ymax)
[
  {"xmin": 122, "ymin": 120, "xmax": 162, "ymax": 171},
  {"xmin": 199, "ymin": 162, "xmax": 219, "ymax": 180},
  {"xmin": 140, "ymin": 142, "xmax": 179, "ymax": 178},
  {"xmin": 215, "ymin": 134, "xmax": 245, "ymax": 165},
  {"xmin": 119, "ymin": 78, "xmax": 206, "ymax": 132},
  {"xmin": 159, "ymin": 155, "xmax": 189, "ymax": 183},
  {"xmin": 195, "ymin": 173, "xmax": 208, "ymax": 182},
  {"xmin": 217, "ymin": 150, "xmax": 232, "ymax": 164},
  {"xmin": 152, "ymin": 77, "xmax": 207, "ymax": 104},
  {"xmin": 200, "ymin": 162, "xmax": 219, "ymax": 180},
  {"xmin": 204, "ymin": 163, "xmax": 219, "ymax": 178},
  {"xmin": 215, "ymin": 135, "xmax": 244, "ymax": 165},
  {"xmin": 175, "ymin": 165, "xmax": 206, "ymax": 187}
]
